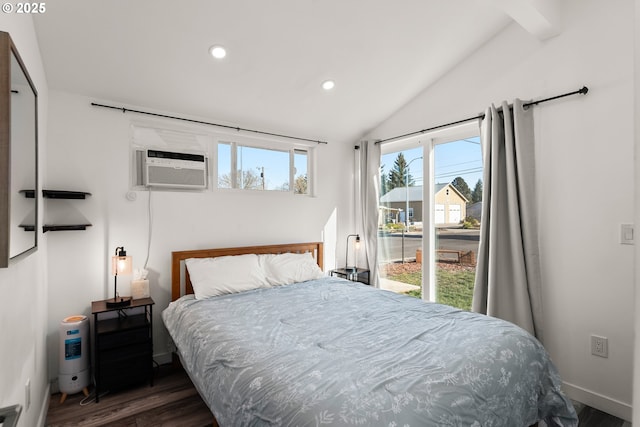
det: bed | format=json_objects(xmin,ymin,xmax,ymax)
[{"xmin": 163, "ymin": 242, "xmax": 578, "ymax": 427}]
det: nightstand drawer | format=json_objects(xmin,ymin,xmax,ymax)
[
  {"xmin": 98, "ymin": 355, "xmax": 152, "ymax": 391},
  {"xmin": 98, "ymin": 327, "xmax": 149, "ymax": 350},
  {"xmin": 99, "ymin": 342, "xmax": 150, "ymax": 363}
]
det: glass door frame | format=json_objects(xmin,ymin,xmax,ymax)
[{"xmin": 380, "ymin": 121, "xmax": 481, "ymax": 302}]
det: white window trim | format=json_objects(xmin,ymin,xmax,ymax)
[{"xmin": 213, "ymin": 134, "xmax": 314, "ymax": 196}]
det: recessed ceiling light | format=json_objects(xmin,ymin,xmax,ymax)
[
  {"xmin": 209, "ymin": 45, "xmax": 227, "ymax": 59},
  {"xmin": 322, "ymin": 80, "xmax": 335, "ymax": 91}
]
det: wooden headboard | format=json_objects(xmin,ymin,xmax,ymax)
[{"xmin": 171, "ymin": 242, "xmax": 324, "ymax": 301}]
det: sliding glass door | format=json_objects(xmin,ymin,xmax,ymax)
[
  {"xmin": 431, "ymin": 136, "xmax": 482, "ymax": 309},
  {"xmin": 378, "ymin": 125, "xmax": 482, "ymax": 310},
  {"xmin": 379, "ymin": 146, "xmax": 424, "ymax": 295}
]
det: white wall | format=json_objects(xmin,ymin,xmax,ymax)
[
  {"xmin": 0, "ymin": 16, "xmax": 50, "ymax": 427},
  {"xmin": 44, "ymin": 90, "xmax": 355, "ymax": 383},
  {"xmin": 633, "ymin": 1, "xmax": 640, "ymax": 425},
  {"xmin": 11, "ymin": 0, "xmax": 632, "ymax": 422},
  {"xmin": 367, "ymin": 0, "xmax": 634, "ymax": 421}
]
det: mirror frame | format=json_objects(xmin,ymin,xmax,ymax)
[{"xmin": 0, "ymin": 31, "xmax": 38, "ymax": 268}]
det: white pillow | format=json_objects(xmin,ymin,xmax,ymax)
[
  {"xmin": 185, "ymin": 254, "xmax": 270, "ymax": 299},
  {"xmin": 263, "ymin": 252, "xmax": 324, "ymax": 286}
]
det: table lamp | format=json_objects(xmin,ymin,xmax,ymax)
[
  {"xmin": 107, "ymin": 246, "xmax": 132, "ymax": 308},
  {"xmin": 345, "ymin": 234, "xmax": 360, "ymax": 272}
]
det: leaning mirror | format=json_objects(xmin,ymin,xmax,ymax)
[{"xmin": 0, "ymin": 31, "xmax": 38, "ymax": 268}]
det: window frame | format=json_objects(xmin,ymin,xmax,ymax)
[{"xmin": 214, "ymin": 135, "xmax": 313, "ymax": 196}]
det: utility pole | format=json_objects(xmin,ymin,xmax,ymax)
[{"xmin": 258, "ymin": 166, "xmax": 265, "ymax": 190}]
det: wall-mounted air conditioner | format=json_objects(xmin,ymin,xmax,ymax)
[{"xmin": 139, "ymin": 149, "xmax": 208, "ymax": 189}]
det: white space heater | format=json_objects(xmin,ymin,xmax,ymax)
[{"xmin": 59, "ymin": 315, "xmax": 90, "ymax": 403}]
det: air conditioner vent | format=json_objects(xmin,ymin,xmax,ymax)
[
  {"xmin": 147, "ymin": 149, "xmax": 205, "ymax": 163},
  {"xmin": 134, "ymin": 148, "xmax": 208, "ymax": 190}
]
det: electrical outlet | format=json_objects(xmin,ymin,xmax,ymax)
[
  {"xmin": 621, "ymin": 224, "xmax": 634, "ymax": 245},
  {"xmin": 591, "ymin": 335, "xmax": 608, "ymax": 358},
  {"xmin": 25, "ymin": 378, "xmax": 30, "ymax": 411}
]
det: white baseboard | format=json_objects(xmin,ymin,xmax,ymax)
[
  {"xmin": 563, "ymin": 381, "xmax": 632, "ymax": 422},
  {"xmin": 37, "ymin": 383, "xmax": 50, "ymax": 427}
]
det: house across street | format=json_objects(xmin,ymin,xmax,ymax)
[{"xmin": 379, "ymin": 184, "xmax": 469, "ymax": 225}]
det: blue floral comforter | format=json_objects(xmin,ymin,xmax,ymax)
[{"xmin": 162, "ymin": 277, "xmax": 578, "ymax": 426}]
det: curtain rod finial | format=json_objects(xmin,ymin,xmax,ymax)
[{"xmin": 579, "ymin": 86, "xmax": 589, "ymax": 95}]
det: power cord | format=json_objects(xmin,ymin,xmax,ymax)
[{"xmin": 143, "ymin": 188, "xmax": 153, "ymax": 270}]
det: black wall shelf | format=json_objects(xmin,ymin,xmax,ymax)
[
  {"xmin": 20, "ymin": 189, "xmax": 92, "ymax": 199},
  {"xmin": 20, "ymin": 189, "xmax": 92, "ymax": 232},
  {"xmin": 20, "ymin": 224, "xmax": 92, "ymax": 232}
]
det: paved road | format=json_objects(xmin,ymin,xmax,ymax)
[{"xmin": 379, "ymin": 229, "xmax": 480, "ymax": 262}]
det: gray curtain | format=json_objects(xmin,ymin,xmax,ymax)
[
  {"xmin": 357, "ymin": 141, "xmax": 381, "ymax": 287},
  {"xmin": 472, "ymin": 99, "xmax": 544, "ymax": 341}
]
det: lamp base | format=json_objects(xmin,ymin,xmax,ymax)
[{"xmin": 105, "ymin": 296, "xmax": 132, "ymax": 308}]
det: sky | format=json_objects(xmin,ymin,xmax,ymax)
[{"xmin": 380, "ymin": 136, "xmax": 483, "ymax": 189}]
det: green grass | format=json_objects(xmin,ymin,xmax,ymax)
[{"xmin": 389, "ymin": 268, "xmax": 475, "ymax": 311}]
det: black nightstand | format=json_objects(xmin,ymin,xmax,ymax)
[
  {"xmin": 330, "ymin": 268, "xmax": 370, "ymax": 285},
  {"xmin": 91, "ymin": 297, "xmax": 154, "ymax": 402}
]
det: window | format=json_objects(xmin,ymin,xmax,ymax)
[
  {"xmin": 293, "ymin": 149, "xmax": 309, "ymax": 195},
  {"xmin": 217, "ymin": 140, "xmax": 311, "ymax": 194}
]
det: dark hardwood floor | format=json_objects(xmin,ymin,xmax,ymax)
[
  {"xmin": 46, "ymin": 364, "xmax": 630, "ymax": 426},
  {"xmin": 575, "ymin": 403, "xmax": 630, "ymax": 427},
  {"xmin": 46, "ymin": 365, "xmax": 213, "ymax": 427}
]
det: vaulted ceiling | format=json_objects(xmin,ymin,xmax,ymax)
[{"xmin": 33, "ymin": 0, "xmax": 560, "ymax": 144}]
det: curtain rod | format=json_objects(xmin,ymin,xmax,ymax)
[
  {"xmin": 375, "ymin": 86, "xmax": 589, "ymax": 145},
  {"xmin": 90, "ymin": 102, "xmax": 329, "ymax": 145}
]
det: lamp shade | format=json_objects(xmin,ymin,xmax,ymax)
[
  {"xmin": 112, "ymin": 249, "xmax": 132, "ymax": 276},
  {"xmin": 345, "ymin": 234, "xmax": 360, "ymax": 271},
  {"xmin": 107, "ymin": 246, "xmax": 134, "ymax": 308}
]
